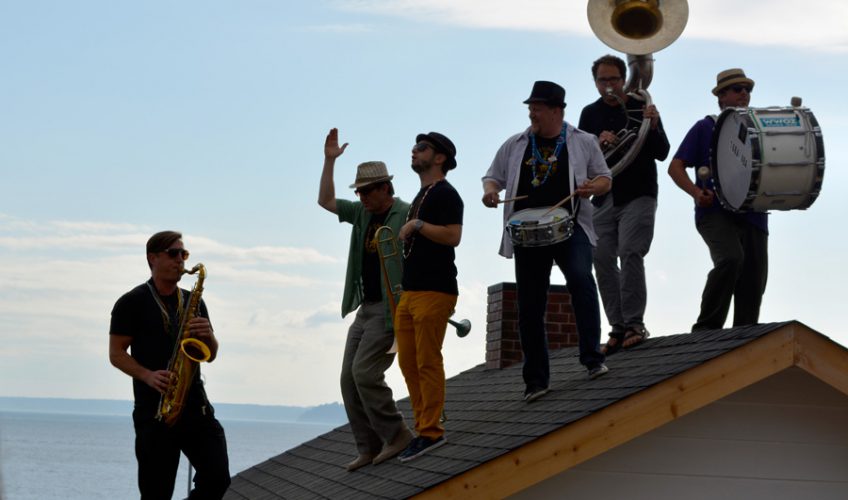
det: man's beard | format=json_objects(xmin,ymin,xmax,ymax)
[{"xmin": 411, "ymin": 159, "xmax": 430, "ymax": 174}]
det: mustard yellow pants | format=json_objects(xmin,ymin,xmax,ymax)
[{"xmin": 394, "ymin": 291, "xmax": 457, "ymax": 440}]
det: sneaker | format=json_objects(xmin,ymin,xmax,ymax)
[
  {"xmin": 372, "ymin": 427, "xmax": 413, "ymax": 465},
  {"xmin": 587, "ymin": 363, "xmax": 609, "ymax": 380},
  {"xmin": 397, "ymin": 435, "xmax": 446, "ymax": 463},
  {"xmin": 522, "ymin": 386, "xmax": 550, "ymax": 403}
]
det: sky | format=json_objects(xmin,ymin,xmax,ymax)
[{"xmin": 1, "ymin": 0, "xmax": 846, "ymax": 407}]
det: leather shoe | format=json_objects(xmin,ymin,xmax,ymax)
[{"xmin": 372, "ymin": 426, "xmax": 414, "ymax": 465}]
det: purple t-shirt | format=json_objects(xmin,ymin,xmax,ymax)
[{"xmin": 674, "ymin": 116, "xmax": 768, "ymax": 233}]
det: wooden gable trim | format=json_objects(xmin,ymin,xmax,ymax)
[
  {"xmin": 794, "ymin": 324, "xmax": 848, "ymax": 396},
  {"xmin": 415, "ymin": 323, "xmax": 813, "ymax": 499}
]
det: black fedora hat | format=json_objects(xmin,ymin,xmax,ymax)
[
  {"xmin": 523, "ymin": 80, "xmax": 566, "ymax": 108},
  {"xmin": 416, "ymin": 131, "xmax": 457, "ymax": 169}
]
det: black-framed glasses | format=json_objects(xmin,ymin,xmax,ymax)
[
  {"xmin": 161, "ymin": 248, "xmax": 190, "ymax": 260},
  {"xmin": 728, "ymin": 85, "xmax": 752, "ymax": 94},
  {"xmin": 597, "ymin": 76, "xmax": 621, "ymax": 84},
  {"xmin": 413, "ymin": 142, "xmax": 434, "ymax": 153}
]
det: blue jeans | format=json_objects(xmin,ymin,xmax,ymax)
[{"xmin": 514, "ymin": 225, "xmax": 605, "ymax": 391}]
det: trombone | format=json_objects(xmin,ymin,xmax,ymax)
[{"xmin": 374, "ymin": 226, "xmax": 471, "ymax": 350}]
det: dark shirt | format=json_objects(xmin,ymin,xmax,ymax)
[
  {"xmin": 515, "ymin": 134, "xmax": 572, "ymax": 212},
  {"xmin": 674, "ymin": 116, "xmax": 768, "ymax": 233},
  {"xmin": 362, "ymin": 210, "xmax": 388, "ymax": 302},
  {"xmin": 402, "ymin": 180, "xmax": 463, "ymax": 295},
  {"xmin": 110, "ymin": 280, "xmax": 210, "ymax": 415},
  {"xmin": 579, "ymin": 95, "xmax": 670, "ymax": 206}
]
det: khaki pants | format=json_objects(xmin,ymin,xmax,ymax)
[{"xmin": 394, "ymin": 291, "xmax": 457, "ymax": 440}]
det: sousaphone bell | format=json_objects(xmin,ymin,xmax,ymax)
[{"xmin": 587, "ymin": 0, "xmax": 688, "ymax": 175}]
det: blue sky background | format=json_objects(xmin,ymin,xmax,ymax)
[{"xmin": 2, "ymin": 0, "xmax": 846, "ymax": 406}]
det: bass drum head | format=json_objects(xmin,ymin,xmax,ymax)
[{"xmin": 711, "ymin": 108, "xmax": 754, "ymax": 211}]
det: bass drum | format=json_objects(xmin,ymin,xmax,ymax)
[{"xmin": 711, "ymin": 106, "xmax": 824, "ymax": 212}]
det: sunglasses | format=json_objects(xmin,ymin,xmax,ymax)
[
  {"xmin": 161, "ymin": 248, "xmax": 190, "ymax": 260},
  {"xmin": 413, "ymin": 142, "xmax": 434, "ymax": 153},
  {"xmin": 355, "ymin": 184, "xmax": 380, "ymax": 196},
  {"xmin": 728, "ymin": 85, "xmax": 752, "ymax": 94}
]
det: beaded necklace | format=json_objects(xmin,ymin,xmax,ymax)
[
  {"xmin": 403, "ymin": 180, "xmax": 442, "ymax": 258},
  {"xmin": 528, "ymin": 124, "xmax": 567, "ymax": 187}
]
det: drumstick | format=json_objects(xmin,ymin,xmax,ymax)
[
  {"xmin": 697, "ymin": 166, "xmax": 711, "ymax": 193},
  {"xmin": 541, "ymin": 193, "xmax": 576, "ymax": 217},
  {"xmin": 498, "ymin": 195, "xmax": 528, "ymax": 204},
  {"xmin": 541, "ymin": 177, "xmax": 598, "ymax": 217}
]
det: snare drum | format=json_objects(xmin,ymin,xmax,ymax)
[
  {"xmin": 506, "ymin": 207, "xmax": 574, "ymax": 247},
  {"xmin": 711, "ymin": 106, "xmax": 825, "ymax": 212}
]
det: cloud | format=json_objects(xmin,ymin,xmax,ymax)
[
  {"xmin": 0, "ymin": 214, "xmax": 336, "ymax": 266},
  {"xmin": 333, "ymin": 0, "xmax": 848, "ymax": 52}
]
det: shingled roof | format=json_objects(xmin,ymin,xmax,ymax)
[{"xmin": 224, "ymin": 321, "xmax": 847, "ymax": 499}]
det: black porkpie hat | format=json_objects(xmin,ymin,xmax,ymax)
[
  {"xmin": 416, "ymin": 131, "xmax": 457, "ymax": 170},
  {"xmin": 523, "ymin": 80, "xmax": 566, "ymax": 108}
]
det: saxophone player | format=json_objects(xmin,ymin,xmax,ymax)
[{"xmin": 109, "ymin": 231, "xmax": 230, "ymax": 499}]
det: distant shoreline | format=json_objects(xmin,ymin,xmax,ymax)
[{"xmin": 0, "ymin": 396, "xmax": 346, "ymax": 425}]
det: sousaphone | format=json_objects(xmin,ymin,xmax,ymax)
[{"xmin": 587, "ymin": 0, "xmax": 688, "ymax": 176}]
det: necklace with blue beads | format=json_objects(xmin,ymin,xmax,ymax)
[{"xmin": 528, "ymin": 124, "xmax": 567, "ymax": 187}]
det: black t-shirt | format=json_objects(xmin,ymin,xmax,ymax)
[
  {"xmin": 362, "ymin": 210, "xmax": 388, "ymax": 302},
  {"xmin": 578, "ymin": 96, "xmax": 669, "ymax": 206},
  {"xmin": 515, "ymin": 134, "xmax": 572, "ymax": 212},
  {"xmin": 110, "ymin": 280, "xmax": 210, "ymax": 415},
  {"xmin": 402, "ymin": 180, "xmax": 463, "ymax": 295}
]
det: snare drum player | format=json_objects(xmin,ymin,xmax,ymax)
[
  {"xmin": 667, "ymin": 68, "xmax": 768, "ymax": 331},
  {"xmin": 482, "ymin": 81, "xmax": 611, "ymax": 403},
  {"xmin": 394, "ymin": 131, "xmax": 463, "ymax": 462},
  {"xmin": 578, "ymin": 55, "xmax": 669, "ymax": 354},
  {"xmin": 318, "ymin": 128, "xmax": 414, "ymax": 470}
]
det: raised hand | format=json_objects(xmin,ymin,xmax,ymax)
[{"xmin": 325, "ymin": 128, "xmax": 349, "ymax": 159}]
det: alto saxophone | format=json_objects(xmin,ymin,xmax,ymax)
[{"xmin": 156, "ymin": 263, "xmax": 212, "ymax": 426}]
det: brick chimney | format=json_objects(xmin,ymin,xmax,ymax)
[{"xmin": 485, "ymin": 282, "xmax": 579, "ymax": 369}]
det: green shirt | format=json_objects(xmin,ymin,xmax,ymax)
[{"xmin": 337, "ymin": 197, "xmax": 410, "ymax": 331}]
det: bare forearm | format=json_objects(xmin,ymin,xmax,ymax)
[
  {"xmin": 668, "ymin": 159, "xmax": 700, "ymax": 198},
  {"xmin": 318, "ymin": 157, "xmax": 338, "ymax": 213},
  {"xmin": 110, "ymin": 347, "xmax": 152, "ymax": 382}
]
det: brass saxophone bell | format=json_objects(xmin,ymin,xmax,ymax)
[{"xmin": 181, "ymin": 337, "xmax": 212, "ymax": 363}]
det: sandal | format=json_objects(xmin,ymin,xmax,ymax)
[
  {"xmin": 622, "ymin": 326, "xmax": 649, "ymax": 349},
  {"xmin": 601, "ymin": 330, "xmax": 625, "ymax": 355}
]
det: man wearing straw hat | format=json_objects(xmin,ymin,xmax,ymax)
[
  {"xmin": 318, "ymin": 128, "xmax": 413, "ymax": 471},
  {"xmin": 668, "ymin": 68, "xmax": 768, "ymax": 331},
  {"xmin": 482, "ymin": 81, "xmax": 612, "ymax": 404}
]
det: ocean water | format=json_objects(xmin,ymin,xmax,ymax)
[{"xmin": 0, "ymin": 411, "xmax": 335, "ymax": 500}]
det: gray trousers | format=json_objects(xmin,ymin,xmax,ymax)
[
  {"xmin": 693, "ymin": 210, "xmax": 768, "ymax": 331},
  {"xmin": 592, "ymin": 195, "xmax": 657, "ymax": 332},
  {"xmin": 340, "ymin": 301, "xmax": 405, "ymax": 456}
]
